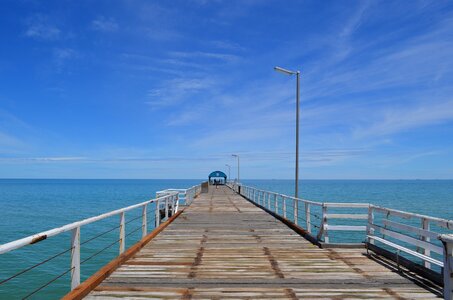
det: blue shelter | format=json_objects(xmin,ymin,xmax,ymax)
[{"xmin": 208, "ymin": 171, "xmax": 227, "ymax": 185}]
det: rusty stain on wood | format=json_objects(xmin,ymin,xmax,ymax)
[
  {"xmin": 79, "ymin": 186, "xmax": 442, "ymax": 299},
  {"xmin": 284, "ymin": 288, "xmax": 298, "ymax": 300},
  {"xmin": 326, "ymin": 248, "xmax": 372, "ymax": 280},
  {"xmin": 188, "ymin": 233, "xmax": 208, "ymax": 278},
  {"xmin": 382, "ymin": 287, "xmax": 407, "ymax": 300},
  {"xmin": 263, "ymin": 246, "xmax": 284, "ymax": 279}
]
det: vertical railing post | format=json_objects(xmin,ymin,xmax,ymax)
[
  {"xmin": 119, "ymin": 212, "xmax": 125, "ymax": 254},
  {"xmin": 305, "ymin": 203, "xmax": 311, "ymax": 233},
  {"xmin": 439, "ymin": 234, "xmax": 453, "ymax": 300},
  {"xmin": 174, "ymin": 194, "xmax": 179, "ymax": 213},
  {"xmin": 322, "ymin": 204, "xmax": 329, "ymax": 244},
  {"xmin": 422, "ymin": 218, "xmax": 431, "ymax": 269},
  {"xmin": 274, "ymin": 194, "xmax": 278, "ymax": 213},
  {"xmin": 142, "ymin": 204, "xmax": 147, "ymax": 238},
  {"xmin": 165, "ymin": 197, "xmax": 169, "ymax": 220},
  {"xmin": 70, "ymin": 226, "xmax": 80, "ymax": 290},
  {"xmin": 367, "ymin": 205, "xmax": 374, "ymax": 245},
  {"xmin": 294, "ymin": 198, "xmax": 298, "ymax": 225},
  {"xmin": 267, "ymin": 192, "xmax": 271, "ymax": 210},
  {"xmin": 283, "ymin": 197, "xmax": 287, "ymax": 219},
  {"xmin": 155, "ymin": 199, "xmax": 160, "ymax": 227}
]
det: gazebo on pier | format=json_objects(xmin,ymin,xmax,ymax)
[{"xmin": 208, "ymin": 171, "xmax": 227, "ymax": 185}]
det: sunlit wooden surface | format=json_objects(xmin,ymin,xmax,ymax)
[{"xmin": 86, "ymin": 186, "xmax": 442, "ymax": 299}]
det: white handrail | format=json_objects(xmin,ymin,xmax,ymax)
[
  {"xmin": 0, "ymin": 192, "xmax": 177, "ymax": 255},
  {"xmin": 232, "ymin": 183, "xmax": 453, "ymax": 299},
  {"xmin": 0, "ymin": 183, "xmax": 202, "ymax": 295}
]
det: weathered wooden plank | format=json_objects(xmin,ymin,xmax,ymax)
[{"xmin": 80, "ymin": 186, "xmax": 442, "ymax": 299}]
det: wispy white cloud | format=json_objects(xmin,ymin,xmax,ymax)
[
  {"xmin": 92, "ymin": 16, "xmax": 118, "ymax": 32},
  {"xmin": 146, "ymin": 77, "xmax": 217, "ymax": 108},
  {"xmin": 207, "ymin": 40, "xmax": 245, "ymax": 51},
  {"xmin": 25, "ymin": 15, "xmax": 61, "ymax": 40},
  {"xmin": 354, "ymin": 99, "xmax": 453, "ymax": 138},
  {"xmin": 0, "ymin": 131, "xmax": 23, "ymax": 149},
  {"xmin": 52, "ymin": 48, "xmax": 79, "ymax": 72},
  {"xmin": 169, "ymin": 51, "xmax": 240, "ymax": 63},
  {"xmin": 340, "ymin": 1, "xmax": 370, "ymax": 38}
]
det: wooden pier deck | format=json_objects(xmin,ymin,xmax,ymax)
[{"xmin": 85, "ymin": 186, "xmax": 442, "ymax": 299}]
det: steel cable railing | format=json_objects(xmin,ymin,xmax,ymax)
[
  {"xmin": 22, "ymin": 266, "xmax": 74, "ymax": 299},
  {"xmin": 81, "ymin": 224, "xmax": 122, "ymax": 246},
  {"xmin": 0, "ymin": 183, "xmax": 202, "ymax": 298},
  {"xmin": 80, "ymin": 238, "xmax": 121, "ymax": 265},
  {"xmin": 0, "ymin": 246, "xmax": 73, "ymax": 286}
]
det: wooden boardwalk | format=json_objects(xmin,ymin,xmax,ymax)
[{"xmin": 86, "ymin": 186, "xmax": 442, "ymax": 299}]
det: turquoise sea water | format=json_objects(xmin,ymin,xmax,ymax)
[{"xmin": 0, "ymin": 179, "xmax": 452, "ymax": 299}]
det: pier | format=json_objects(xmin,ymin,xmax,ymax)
[{"xmin": 0, "ymin": 183, "xmax": 452, "ymax": 299}]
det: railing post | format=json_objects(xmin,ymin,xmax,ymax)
[
  {"xmin": 322, "ymin": 204, "xmax": 329, "ymax": 243},
  {"xmin": 142, "ymin": 204, "xmax": 147, "ymax": 238},
  {"xmin": 439, "ymin": 234, "xmax": 453, "ymax": 300},
  {"xmin": 422, "ymin": 218, "xmax": 431, "ymax": 269},
  {"xmin": 70, "ymin": 226, "xmax": 80, "ymax": 290},
  {"xmin": 305, "ymin": 203, "xmax": 311, "ymax": 233},
  {"xmin": 274, "ymin": 194, "xmax": 278, "ymax": 213},
  {"xmin": 267, "ymin": 193, "xmax": 271, "ymax": 210},
  {"xmin": 175, "ymin": 194, "xmax": 179, "ymax": 213},
  {"xmin": 367, "ymin": 205, "xmax": 374, "ymax": 245},
  {"xmin": 165, "ymin": 197, "xmax": 169, "ymax": 220},
  {"xmin": 119, "ymin": 212, "xmax": 125, "ymax": 254},
  {"xmin": 283, "ymin": 197, "xmax": 287, "ymax": 219},
  {"xmin": 155, "ymin": 199, "xmax": 160, "ymax": 227},
  {"xmin": 294, "ymin": 198, "xmax": 298, "ymax": 225}
]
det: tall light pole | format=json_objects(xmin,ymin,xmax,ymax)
[
  {"xmin": 225, "ymin": 164, "xmax": 231, "ymax": 181},
  {"xmin": 231, "ymin": 154, "xmax": 240, "ymax": 183},
  {"xmin": 274, "ymin": 66, "xmax": 300, "ymax": 199}
]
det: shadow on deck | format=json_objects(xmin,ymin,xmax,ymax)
[{"xmin": 82, "ymin": 186, "xmax": 442, "ymax": 299}]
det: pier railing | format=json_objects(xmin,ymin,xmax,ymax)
[
  {"xmin": 233, "ymin": 183, "xmax": 453, "ymax": 299},
  {"xmin": 0, "ymin": 184, "xmax": 201, "ymax": 298},
  {"xmin": 157, "ymin": 184, "xmax": 201, "ymax": 207}
]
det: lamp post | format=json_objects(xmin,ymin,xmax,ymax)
[
  {"xmin": 231, "ymin": 154, "xmax": 240, "ymax": 183},
  {"xmin": 274, "ymin": 66, "xmax": 300, "ymax": 199},
  {"xmin": 225, "ymin": 164, "xmax": 231, "ymax": 181}
]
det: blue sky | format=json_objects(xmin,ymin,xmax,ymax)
[{"xmin": 1, "ymin": 0, "xmax": 453, "ymax": 179}]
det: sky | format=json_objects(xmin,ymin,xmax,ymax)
[{"xmin": 1, "ymin": 0, "xmax": 453, "ymax": 179}]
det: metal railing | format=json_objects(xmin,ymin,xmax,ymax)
[
  {"xmin": 0, "ymin": 184, "xmax": 201, "ymax": 298},
  {"xmin": 157, "ymin": 184, "xmax": 201, "ymax": 208},
  {"xmin": 232, "ymin": 183, "xmax": 453, "ymax": 299},
  {"xmin": 235, "ymin": 184, "xmax": 370, "ymax": 244}
]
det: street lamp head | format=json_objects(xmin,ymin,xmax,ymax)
[
  {"xmin": 274, "ymin": 66, "xmax": 297, "ymax": 76},
  {"xmin": 232, "ymin": 154, "xmax": 238, "ymax": 157}
]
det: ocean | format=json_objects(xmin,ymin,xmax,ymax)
[{"xmin": 0, "ymin": 179, "xmax": 452, "ymax": 299}]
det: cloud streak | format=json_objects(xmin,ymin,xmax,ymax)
[{"xmin": 92, "ymin": 16, "xmax": 118, "ymax": 32}]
